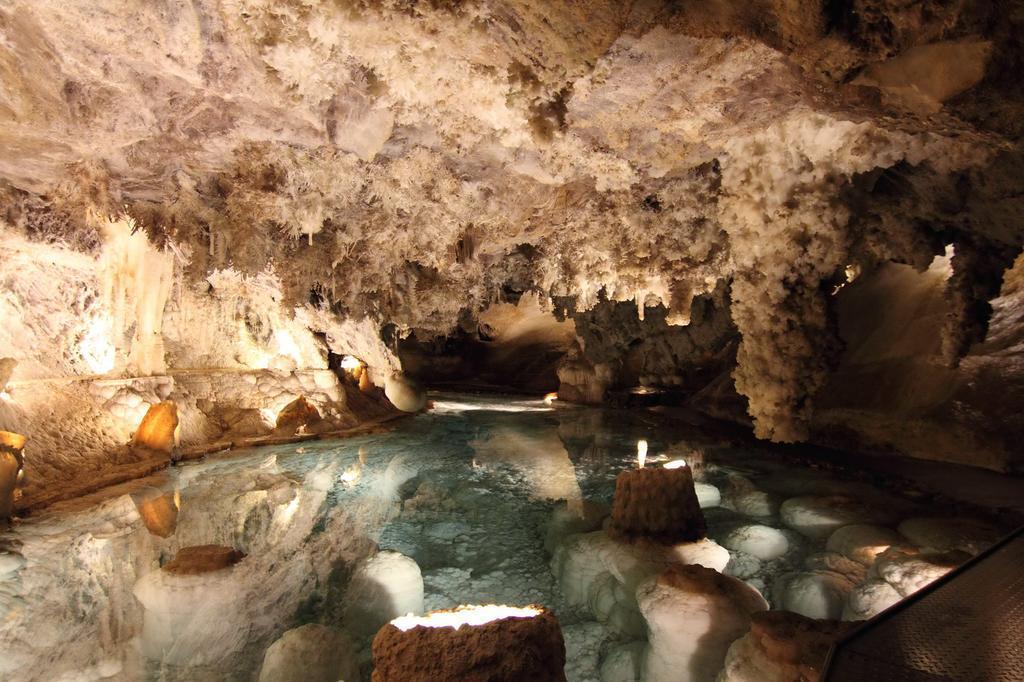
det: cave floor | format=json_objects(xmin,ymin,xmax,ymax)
[{"xmin": 0, "ymin": 393, "xmax": 1016, "ymax": 681}]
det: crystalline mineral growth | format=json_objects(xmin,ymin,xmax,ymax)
[{"xmin": 98, "ymin": 215, "xmax": 175, "ymax": 376}]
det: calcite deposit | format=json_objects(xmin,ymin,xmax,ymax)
[{"xmin": 0, "ymin": 0, "xmax": 1020, "ymax": 484}]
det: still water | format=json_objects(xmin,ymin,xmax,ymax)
[{"xmin": 0, "ymin": 393, "xmax": 1002, "ymax": 681}]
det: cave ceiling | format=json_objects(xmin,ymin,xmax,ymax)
[{"xmin": 1, "ymin": 0, "xmax": 1022, "ymax": 441}]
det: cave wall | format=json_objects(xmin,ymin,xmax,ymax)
[
  {"xmin": 812, "ymin": 253, "xmax": 1024, "ymax": 472},
  {"xmin": 0, "ymin": 219, "xmax": 399, "ymax": 499}
]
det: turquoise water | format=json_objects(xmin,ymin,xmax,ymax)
[{"xmin": 0, "ymin": 393, "xmax": 1002, "ymax": 681}]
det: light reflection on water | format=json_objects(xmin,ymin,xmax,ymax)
[{"xmin": 0, "ymin": 393, "xmax": 1001, "ymax": 682}]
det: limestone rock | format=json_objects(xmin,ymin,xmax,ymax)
[
  {"xmin": 0, "ymin": 357, "xmax": 15, "ymax": 390},
  {"xmin": 344, "ymin": 550, "xmax": 424, "ymax": 638},
  {"xmin": 552, "ymin": 531, "xmax": 730, "ymax": 611},
  {"xmin": 638, "ymin": 565, "xmax": 768, "ymax": 682},
  {"xmin": 872, "ymin": 546, "xmax": 966, "ymax": 597},
  {"xmin": 780, "ymin": 495, "xmax": 893, "ymax": 540},
  {"xmin": 826, "ymin": 524, "xmax": 905, "ymax": 566},
  {"xmin": 722, "ymin": 525, "xmax": 790, "ymax": 561},
  {"xmin": 609, "ymin": 466, "xmax": 707, "ymax": 544},
  {"xmin": 259, "ymin": 624, "xmax": 359, "ymax": 682},
  {"xmin": 0, "ymin": 431, "xmax": 27, "ymax": 520},
  {"xmin": 384, "ymin": 374, "xmax": 427, "ymax": 413},
  {"xmin": 843, "ymin": 579, "xmax": 902, "ymax": 621},
  {"xmin": 696, "ymin": 482, "xmax": 722, "ymax": 509},
  {"xmin": 718, "ymin": 610, "xmax": 854, "ymax": 682},
  {"xmin": 132, "ymin": 401, "xmax": 179, "ymax": 453},
  {"xmin": 774, "ymin": 569, "xmax": 859, "ymax": 620},
  {"xmin": 134, "ymin": 548, "xmax": 251, "ymax": 665},
  {"xmin": 600, "ymin": 641, "xmax": 645, "ymax": 682}
]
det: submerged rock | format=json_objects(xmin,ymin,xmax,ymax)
[
  {"xmin": 718, "ymin": 610, "xmax": 854, "ymax": 682},
  {"xmin": 871, "ymin": 546, "xmax": 966, "ymax": 597},
  {"xmin": 544, "ymin": 500, "xmax": 609, "ymax": 553},
  {"xmin": 843, "ymin": 579, "xmax": 902, "ymax": 620},
  {"xmin": 735, "ymin": 490, "xmax": 783, "ymax": 517},
  {"xmin": 774, "ymin": 569, "xmax": 859, "ymax": 620},
  {"xmin": 826, "ymin": 524, "xmax": 905, "ymax": 566},
  {"xmin": 722, "ymin": 524, "xmax": 790, "ymax": 561},
  {"xmin": 344, "ymin": 550, "xmax": 424, "ymax": 638},
  {"xmin": 258, "ymin": 624, "xmax": 359, "ymax": 682},
  {"xmin": 638, "ymin": 564, "xmax": 768, "ymax": 682}
]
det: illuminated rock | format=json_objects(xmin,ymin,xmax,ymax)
[
  {"xmin": 722, "ymin": 525, "xmax": 790, "ymax": 561},
  {"xmin": 609, "ymin": 465, "xmax": 707, "ymax": 544},
  {"xmin": 826, "ymin": 524, "xmax": 905, "ymax": 566},
  {"xmin": 384, "ymin": 374, "xmax": 427, "ymax": 413},
  {"xmin": 371, "ymin": 605, "xmax": 566, "ymax": 682},
  {"xmin": 132, "ymin": 401, "xmax": 179, "ymax": 453},
  {"xmin": 258, "ymin": 624, "xmax": 359, "ymax": 682},
  {"xmin": 588, "ymin": 572, "xmax": 646, "ymax": 637},
  {"xmin": 637, "ymin": 565, "xmax": 768, "ymax": 682},
  {"xmin": 131, "ymin": 488, "xmax": 179, "ymax": 538},
  {"xmin": 344, "ymin": 550, "xmax": 424, "ymax": 638},
  {"xmin": 0, "ymin": 431, "xmax": 27, "ymax": 520},
  {"xmin": 359, "ymin": 368, "xmax": 373, "ymax": 392},
  {"xmin": 843, "ymin": 579, "xmax": 902, "ymax": 621},
  {"xmin": 544, "ymin": 500, "xmax": 608, "ymax": 553},
  {"xmin": 695, "ymin": 482, "xmax": 721, "ymax": 508},
  {"xmin": 274, "ymin": 396, "xmax": 321, "ymax": 434},
  {"xmin": 871, "ymin": 546, "xmax": 965, "ymax": 597},
  {"xmin": 773, "ymin": 569, "xmax": 859, "ymax": 620},
  {"xmin": 718, "ymin": 610, "xmax": 853, "ymax": 682},
  {"xmin": 600, "ymin": 641, "xmax": 645, "ymax": 682}
]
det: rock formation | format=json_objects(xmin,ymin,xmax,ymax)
[
  {"xmin": 0, "ymin": 1, "xmax": 1022, "ymax": 482},
  {"xmin": 131, "ymin": 401, "xmax": 179, "ymax": 453}
]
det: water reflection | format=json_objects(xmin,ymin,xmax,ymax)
[{"xmin": 0, "ymin": 393, "xmax": 1007, "ymax": 682}]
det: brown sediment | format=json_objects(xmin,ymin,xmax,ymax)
[{"xmin": 371, "ymin": 606, "xmax": 566, "ymax": 682}]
